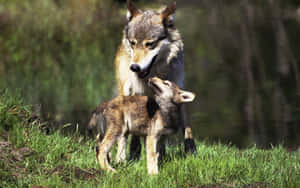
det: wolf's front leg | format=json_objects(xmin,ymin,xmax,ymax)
[
  {"xmin": 129, "ymin": 135, "xmax": 142, "ymax": 160},
  {"xmin": 146, "ymin": 136, "xmax": 159, "ymax": 175},
  {"xmin": 181, "ymin": 105, "xmax": 197, "ymax": 154}
]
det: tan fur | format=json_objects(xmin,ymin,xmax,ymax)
[{"xmin": 95, "ymin": 77, "xmax": 195, "ymax": 175}]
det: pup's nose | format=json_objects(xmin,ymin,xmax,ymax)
[
  {"xmin": 149, "ymin": 77, "xmax": 158, "ymax": 83},
  {"xmin": 148, "ymin": 77, "xmax": 153, "ymax": 84},
  {"xmin": 130, "ymin": 64, "xmax": 141, "ymax": 72}
]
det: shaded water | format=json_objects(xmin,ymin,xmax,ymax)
[{"xmin": 190, "ymin": 117, "xmax": 300, "ymax": 149}]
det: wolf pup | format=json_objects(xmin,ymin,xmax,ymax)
[
  {"xmin": 95, "ymin": 77, "xmax": 195, "ymax": 175},
  {"xmin": 88, "ymin": 0, "xmax": 197, "ymax": 160}
]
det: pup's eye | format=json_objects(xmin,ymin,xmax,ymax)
[
  {"xmin": 129, "ymin": 40, "xmax": 136, "ymax": 46},
  {"xmin": 163, "ymin": 81, "xmax": 171, "ymax": 86}
]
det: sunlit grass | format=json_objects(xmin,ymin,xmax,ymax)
[{"xmin": 1, "ymin": 124, "xmax": 299, "ymax": 187}]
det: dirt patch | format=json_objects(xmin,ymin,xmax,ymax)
[
  {"xmin": 0, "ymin": 141, "xmax": 35, "ymax": 162},
  {"xmin": 49, "ymin": 165, "xmax": 102, "ymax": 182},
  {"xmin": 189, "ymin": 183, "xmax": 268, "ymax": 188},
  {"xmin": 30, "ymin": 186, "xmax": 51, "ymax": 188},
  {"xmin": 0, "ymin": 140, "xmax": 102, "ymax": 184},
  {"xmin": 0, "ymin": 140, "xmax": 35, "ymax": 181}
]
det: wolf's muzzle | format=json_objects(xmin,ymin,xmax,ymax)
[
  {"xmin": 130, "ymin": 64, "xmax": 141, "ymax": 72},
  {"xmin": 130, "ymin": 55, "xmax": 158, "ymax": 79}
]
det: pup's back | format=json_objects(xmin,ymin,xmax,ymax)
[{"xmin": 100, "ymin": 95, "xmax": 159, "ymax": 136}]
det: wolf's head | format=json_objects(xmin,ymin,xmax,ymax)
[
  {"xmin": 125, "ymin": 0, "xmax": 178, "ymax": 79},
  {"xmin": 148, "ymin": 77, "xmax": 195, "ymax": 104}
]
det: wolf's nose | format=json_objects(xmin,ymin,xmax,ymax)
[{"xmin": 130, "ymin": 64, "xmax": 141, "ymax": 72}]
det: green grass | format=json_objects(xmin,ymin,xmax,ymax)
[{"xmin": 1, "ymin": 92, "xmax": 300, "ymax": 188}]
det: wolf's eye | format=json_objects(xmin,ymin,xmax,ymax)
[
  {"xmin": 145, "ymin": 41, "xmax": 155, "ymax": 48},
  {"xmin": 129, "ymin": 40, "xmax": 136, "ymax": 46}
]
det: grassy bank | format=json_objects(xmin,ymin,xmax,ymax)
[{"xmin": 0, "ymin": 92, "xmax": 299, "ymax": 188}]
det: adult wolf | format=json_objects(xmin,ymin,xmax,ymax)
[
  {"xmin": 88, "ymin": 0, "xmax": 196, "ymax": 160},
  {"xmin": 116, "ymin": 0, "xmax": 196, "ymax": 159}
]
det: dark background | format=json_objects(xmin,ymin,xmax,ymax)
[{"xmin": 1, "ymin": 0, "xmax": 300, "ymax": 148}]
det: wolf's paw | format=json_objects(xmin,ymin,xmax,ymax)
[{"xmin": 184, "ymin": 138, "xmax": 197, "ymax": 154}]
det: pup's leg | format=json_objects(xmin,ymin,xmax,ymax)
[
  {"xmin": 116, "ymin": 135, "xmax": 127, "ymax": 163},
  {"xmin": 96, "ymin": 134, "xmax": 112, "ymax": 162},
  {"xmin": 181, "ymin": 105, "xmax": 197, "ymax": 154},
  {"xmin": 146, "ymin": 136, "xmax": 159, "ymax": 175},
  {"xmin": 96, "ymin": 128, "xmax": 119, "ymax": 172}
]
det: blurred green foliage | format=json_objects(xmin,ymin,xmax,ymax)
[
  {"xmin": 0, "ymin": 0, "xmax": 123, "ymax": 128},
  {"xmin": 0, "ymin": 0, "xmax": 299, "ymax": 147}
]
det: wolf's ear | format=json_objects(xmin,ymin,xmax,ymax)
[
  {"xmin": 126, "ymin": 0, "xmax": 140, "ymax": 21},
  {"xmin": 161, "ymin": 2, "xmax": 176, "ymax": 26},
  {"xmin": 176, "ymin": 90, "xmax": 195, "ymax": 103}
]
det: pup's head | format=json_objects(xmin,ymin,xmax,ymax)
[
  {"xmin": 125, "ymin": 0, "xmax": 177, "ymax": 79},
  {"xmin": 148, "ymin": 77, "xmax": 195, "ymax": 104}
]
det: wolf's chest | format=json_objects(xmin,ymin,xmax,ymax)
[
  {"xmin": 127, "ymin": 73, "xmax": 152, "ymax": 95},
  {"xmin": 127, "ymin": 65, "xmax": 173, "ymax": 96}
]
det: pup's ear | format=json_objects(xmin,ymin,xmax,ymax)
[
  {"xmin": 161, "ymin": 2, "xmax": 176, "ymax": 26},
  {"xmin": 126, "ymin": 0, "xmax": 140, "ymax": 21},
  {"xmin": 177, "ymin": 90, "xmax": 195, "ymax": 103}
]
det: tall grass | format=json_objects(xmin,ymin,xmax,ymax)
[{"xmin": 0, "ymin": 90, "xmax": 30, "ymax": 147}]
